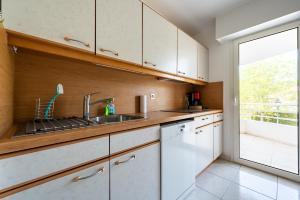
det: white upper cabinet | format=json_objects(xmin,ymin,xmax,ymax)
[
  {"xmin": 143, "ymin": 5, "xmax": 177, "ymax": 74},
  {"xmin": 96, "ymin": 0, "xmax": 142, "ymax": 64},
  {"xmin": 2, "ymin": 0, "xmax": 95, "ymax": 52},
  {"xmin": 178, "ymin": 30, "xmax": 198, "ymax": 79},
  {"xmin": 198, "ymin": 44, "xmax": 209, "ymax": 82}
]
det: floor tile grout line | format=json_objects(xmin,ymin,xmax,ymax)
[
  {"xmin": 204, "ymin": 166, "xmax": 277, "ymax": 200},
  {"xmin": 194, "ymin": 183, "xmax": 223, "ymax": 199},
  {"xmin": 235, "ymin": 182, "xmax": 276, "ymax": 200},
  {"xmin": 220, "ymin": 180, "xmax": 232, "ymax": 200}
]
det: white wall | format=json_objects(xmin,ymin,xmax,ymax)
[
  {"xmin": 240, "ymin": 120, "xmax": 297, "ymax": 146},
  {"xmin": 194, "ymin": 22, "xmax": 235, "ymax": 160},
  {"xmin": 194, "ymin": 0, "xmax": 300, "ymax": 161},
  {"xmin": 216, "ymin": 0, "xmax": 300, "ymax": 42}
]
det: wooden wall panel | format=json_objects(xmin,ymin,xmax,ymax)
[
  {"xmin": 199, "ymin": 82, "xmax": 223, "ymax": 109},
  {"xmin": 14, "ymin": 50, "xmax": 193, "ymax": 122},
  {"xmin": 0, "ymin": 25, "xmax": 15, "ymax": 136}
]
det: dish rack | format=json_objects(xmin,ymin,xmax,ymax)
[{"xmin": 34, "ymin": 98, "xmax": 55, "ymax": 120}]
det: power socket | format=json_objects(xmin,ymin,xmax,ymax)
[{"xmin": 150, "ymin": 93, "xmax": 156, "ymax": 100}]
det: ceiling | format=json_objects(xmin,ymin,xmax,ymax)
[{"xmin": 142, "ymin": 0, "xmax": 253, "ymax": 36}]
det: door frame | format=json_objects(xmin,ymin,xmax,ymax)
[{"xmin": 233, "ymin": 20, "xmax": 300, "ymax": 182}]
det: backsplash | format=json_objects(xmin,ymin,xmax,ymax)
[{"xmin": 14, "ymin": 50, "xmax": 193, "ymax": 122}]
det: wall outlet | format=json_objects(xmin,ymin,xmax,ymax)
[{"xmin": 150, "ymin": 93, "xmax": 156, "ymax": 100}]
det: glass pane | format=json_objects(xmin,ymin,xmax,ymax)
[{"xmin": 239, "ymin": 28, "xmax": 298, "ymax": 174}]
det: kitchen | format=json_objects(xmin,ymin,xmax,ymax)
[{"xmin": 0, "ymin": 0, "xmax": 299, "ymax": 199}]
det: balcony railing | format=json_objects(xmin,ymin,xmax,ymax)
[{"xmin": 240, "ymin": 103, "xmax": 298, "ymax": 126}]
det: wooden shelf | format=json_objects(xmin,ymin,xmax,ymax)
[{"xmin": 6, "ymin": 29, "xmax": 206, "ymax": 85}]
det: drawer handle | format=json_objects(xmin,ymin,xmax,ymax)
[
  {"xmin": 64, "ymin": 36, "xmax": 90, "ymax": 47},
  {"xmin": 195, "ymin": 130, "xmax": 203, "ymax": 134},
  {"xmin": 144, "ymin": 61, "xmax": 156, "ymax": 67},
  {"xmin": 115, "ymin": 155, "xmax": 136, "ymax": 166},
  {"xmin": 178, "ymin": 71, "xmax": 186, "ymax": 75},
  {"xmin": 72, "ymin": 167, "xmax": 104, "ymax": 182},
  {"xmin": 99, "ymin": 48, "xmax": 119, "ymax": 56}
]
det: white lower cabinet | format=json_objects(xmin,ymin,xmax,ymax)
[
  {"xmin": 4, "ymin": 161, "xmax": 109, "ymax": 200},
  {"xmin": 213, "ymin": 121, "xmax": 223, "ymax": 159},
  {"xmin": 194, "ymin": 124, "xmax": 214, "ymax": 174},
  {"xmin": 110, "ymin": 143, "xmax": 160, "ymax": 200}
]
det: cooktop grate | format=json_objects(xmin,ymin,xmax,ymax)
[{"xmin": 15, "ymin": 117, "xmax": 91, "ymax": 137}]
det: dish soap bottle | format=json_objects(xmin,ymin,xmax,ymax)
[{"xmin": 105, "ymin": 99, "xmax": 116, "ymax": 116}]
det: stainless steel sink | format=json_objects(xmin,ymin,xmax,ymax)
[{"xmin": 88, "ymin": 114, "xmax": 145, "ymax": 125}]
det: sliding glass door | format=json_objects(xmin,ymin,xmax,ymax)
[{"xmin": 234, "ymin": 22, "xmax": 300, "ymax": 178}]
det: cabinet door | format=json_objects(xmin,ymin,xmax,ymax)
[
  {"xmin": 143, "ymin": 5, "xmax": 177, "ymax": 74},
  {"xmin": 5, "ymin": 161, "xmax": 109, "ymax": 200},
  {"xmin": 0, "ymin": 136, "xmax": 109, "ymax": 191},
  {"xmin": 110, "ymin": 143, "xmax": 160, "ymax": 200},
  {"xmin": 2, "ymin": 0, "xmax": 95, "ymax": 52},
  {"xmin": 178, "ymin": 30, "xmax": 198, "ymax": 79},
  {"xmin": 198, "ymin": 44, "xmax": 209, "ymax": 81},
  {"xmin": 213, "ymin": 122, "xmax": 223, "ymax": 159},
  {"xmin": 96, "ymin": 0, "xmax": 142, "ymax": 64},
  {"xmin": 195, "ymin": 124, "xmax": 214, "ymax": 175}
]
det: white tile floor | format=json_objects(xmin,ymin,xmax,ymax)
[
  {"xmin": 240, "ymin": 133, "xmax": 298, "ymax": 173},
  {"xmin": 184, "ymin": 159, "xmax": 300, "ymax": 200}
]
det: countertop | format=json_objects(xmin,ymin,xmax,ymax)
[{"xmin": 0, "ymin": 110, "xmax": 222, "ymax": 155}]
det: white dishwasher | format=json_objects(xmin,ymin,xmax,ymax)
[{"xmin": 161, "ymin": 120, "xmax": 196, "ymax": 200}]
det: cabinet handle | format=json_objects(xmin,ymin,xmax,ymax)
[
  {"xmin": 195, "ymin": 130, "xmax": 203, "ymax": 134},
  {"xmin": 72, "ymin": 167, "xmax": 104, "ymax": 182},
  {"xmin": 64, "ymin": 36, "xmax": 90, "ymax": 47},
  {"xmin": 144, "ymin": 61, "xmax": 156, "ymax": 67},
  {"xmin": 178, "ymin": 71, "xmax": 186, "ymax": 75},
  {"xmin": 99, "ymin": 48, "xmax": 119, "ymax": 56},
  {"xmin": 115, "ymin": 155, "xmax": 136, "ymax": 166}
]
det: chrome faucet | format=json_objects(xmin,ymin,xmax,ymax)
[{"xmin": 83, "ymin": 92, "xmax": 114, "ymax": 121}]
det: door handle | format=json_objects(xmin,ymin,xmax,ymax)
[
  {"xmin": 114, "ymin": 155, "xmax": 136, "ymax": 166},
  {"xmin": 64, "ymin": 36, "xmax": 90, "ymax": 47},
  {"xmin": 144, "ymin": 61, "xmax": 156, "ymax": 67},
  {"xmin": 178, "ymin": 71, "xmax": 186, "ymax": 75},
  {"xmin": 99, "ymin": 48, "xmax": 119, "ymax": 56},
  {"xmin": 72, "ymin": 167, "xmax": 104, "ymax": 182}
]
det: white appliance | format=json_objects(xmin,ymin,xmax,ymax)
[{"xmin": 161, "ymin": 120, "xmax": 196, "ymax": 200}]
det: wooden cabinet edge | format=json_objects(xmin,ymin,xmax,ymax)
[
  {"xmin": 0, "ymin": 141, "xmax": 160, "ymax": 199},
  {"xmin": 6, "ymin": 29, "xmax": 206, "ymax": 86},
  {"xmin": 0, "ymin": 133, "xmax": 109, "ymax": 160}
]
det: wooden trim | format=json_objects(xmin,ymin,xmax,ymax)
[
  {"xmin": 195, "ymin": 120, "xmax": 223, "ymax": 129},
  {"xmin": 6, "ymin": 29, "xmax": 206, "ymax": 86},
  {"xmin": 109, "ymin": 124, "xmax": 158, "ymax": 136},
  {"xmin": 110, "ymin": 140, "xmax": 160, "ymax": 159},
  {"xmin": 0, "ymin": 157, "xmax": 109, "ymax": 198},
  {"xmin": 0, "ymin": 133, "xmax": 109, "ymax": 160},
  {"xmin": 213, "ymin": 120, "xmax": 224, "ymax": 125},
  {"xmin": 0, "ymin": 141, "xmax": 159, "ymax": 198}
]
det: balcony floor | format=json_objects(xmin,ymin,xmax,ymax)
[{"xmin": 240, "ymin": 133, "xmax": 298, "ymax": 174}]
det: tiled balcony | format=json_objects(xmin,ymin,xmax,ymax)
[{"xmin": 240, "ymin": 119, "xmax": 298, "ymax": 174}]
